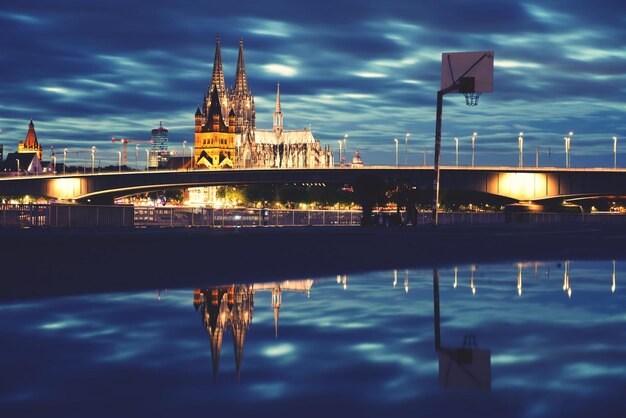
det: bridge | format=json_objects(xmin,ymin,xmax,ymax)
[{"xmin": 1, "ymin": 166, "xmax": 626, "ymax": 207}]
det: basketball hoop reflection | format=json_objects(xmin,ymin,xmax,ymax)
[{"xmin": 433, "ymin": 268, "xmax": 492, "ymax": 390}]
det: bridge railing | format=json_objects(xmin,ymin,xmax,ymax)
[{"xmin": 505, "ymin": 212, "xmax": 626, "ymax": 224}]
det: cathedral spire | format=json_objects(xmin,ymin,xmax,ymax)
[
  {"xmin": 211, "ymin": 34, "xmax": 226, "ymax": 94},
  {"xmin": 273, "ymin": 83, "xmax": 283, "ymax": 139},
  {"xmin": 234, "ymin": 38, "xmax": 249, "ymax": 95}
]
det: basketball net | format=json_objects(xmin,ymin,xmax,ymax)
[{"xmin": 463, "ymin": 92, "xmax": 481, "ymax": 106}]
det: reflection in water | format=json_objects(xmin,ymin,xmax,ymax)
[
  {"xmin": 453, "ymin": 266, "xmax": 458, "ymax": 289},
  {"xmin": 404, "ymin": 269, "xmax": 409, "ymax": 294},
  {"xmin": 336, "ymin": 274, "xmax": 348, "ymax": 289},
  {"xmin": 434, "ymin": 268, "xmax": 492, "ymax": 390},
  {"xmin": 517, "ymin": 263, "xmax": 523, "ymax": 296},
  {"xmin": 156, "ymin": 288, "xmax": 168, "ymax": 301},
  {"xmin": 563, "ymin": 260, "xmax": 572, "ymax": 298},
  {"xmin": 470, "ymin": 264, "xmax": 476, "ymax": 295},
  {"xmin": 194, "ymin": 280, "xmax": 314, "ymax": 381},
  {"xmin": 192, "ymin": 261, "xmax": 620, "ymax": 385},
  {"xmin": 612, "ymin": 260, "xmax": 616, "ymax": 293},
  {"xmin": 2, "ymin": 260, "xmax": 626, "ymax": 416}
]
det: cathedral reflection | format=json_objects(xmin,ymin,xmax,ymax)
[
  {"xmin": 192, "ymin": 262, "xmax": 618, "ymax": 384},
  {"xmin": 193, "ymin": 279, "xmax": 314, "ymax": 381}
]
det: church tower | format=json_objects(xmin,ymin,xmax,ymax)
[
  {"xmin": 229, "ymin": 38, "xmax": 255, "ymax": 133},
  {"xmin": 273, "ymin": 83, "xmax": 283, "ymax": 139},
  {"xmin": 194, "ymin": 86, "xmax": 236, "ymax": 169},
  {"xmin": 205, "ymin": 35, "xmax": 229, "ymax": 122},
  {"xmin": 18, "ymin": 120, "xmax": 43, "ymax": 160}
]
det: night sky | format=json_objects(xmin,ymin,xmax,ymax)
[{"xmin": 1, "ymin": 0, "xmax": 625, "ymax": 166}]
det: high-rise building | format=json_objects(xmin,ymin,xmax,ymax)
[{"xmin": 151, "ymin": 121, "xmax": 169, "ymax": 168}]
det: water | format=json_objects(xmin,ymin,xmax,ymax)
[{"xmin": 1, "ymin": 261, "xmax": 625, "ymax": 418}]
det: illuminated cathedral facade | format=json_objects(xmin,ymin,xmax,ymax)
[{"xmin": 194, "ymin": 36, "xmax": 334, "ymax": 169}]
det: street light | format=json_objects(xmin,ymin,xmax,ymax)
[
  {"xmin": 117, "ymin": 151, "xmax": 122, "ymax": 172},
  {"xmin": 145, "ymin": 149, "xmax": 150, "ymax": 171},
  {"xmin": 405, "ymin": 132, "xmax": 409, "ymax": 166},
  {"xmin": 613, "ymin": 136, "xmax": 618, "ymax": 169},
  {"xmin": 343, "ymin": 134, "xmax": 348, "ymax": 159},
  {"xmin": 182, "ymin": 140, "xmax": 187, "ymax": 169},
  {"xmin": 52, "ymin": 155, "xmax": 56, "ymax": 174},
  {"xmin": 188, "ymin": 143, "xmax": 194, "ymax": 170},
  {"xmin": 564, "ymin": 131, "xmax": 573, "ymax": 168},
  {"xmin": 16, "ymin": 158, "xmax": 20, "ymax": 176},
  {"xmin": 63, "ymin": 148, "xmax": 67, "ymax": 174},
  {"xmin": 454, "ymin": 137, "xmax": 459, "ymax": 166},
  {"xmin": 518, "ymin": 131, "xmax": 524, "ymax": 168},
  {"xmin": 394, "ymin": 137, "xmax": 398, "ymax": 167},
  {"xmin": 135, "ymin": 144, "xmax": 139, "ymax": 171},
  {"xmin": 471, "ymin": 132, "xmax": 477, "ymax": 167},
  {"xmin": 91, "ymin": 146, "xmax": 96, "ymax": 174}
]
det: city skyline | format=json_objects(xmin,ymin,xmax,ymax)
[{"xmin": 1, "ymin": 0, "xmax": 625, "ymax": 167}]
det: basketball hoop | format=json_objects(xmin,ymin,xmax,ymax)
[{"xmin": 463, "ymin": 92, "xmax": 481, "ymax": 106}]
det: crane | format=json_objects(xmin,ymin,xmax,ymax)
[{"xmin": 111, "ymin": 137, "xmax": 152, "ymax": 165}]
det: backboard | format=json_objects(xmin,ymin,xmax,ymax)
[
  {"xmin": 441, "ymin": 51, "xmax": 494, "ymax": 93},
  {"xmin": 438, "ymin": 347, "xmax": 492, "ymax": 390}
]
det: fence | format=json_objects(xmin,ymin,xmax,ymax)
[
  {"xmin": 2, "ymin": 204, "xmax": 626, "ymax": 228},
  {"xmin": 505, "ymin": 212, "xmax": 626, "ymax": 224},
  {"xmin": 0, "ymin": 204, "xmax": 134, "ymax": 228},
  {"xmin": 49, "ymin": 204, "xmax": 134, "ymax": 228},
  {"xmin": 133, "ymin": 207, "xmax": 362, "ymax": 227},
  {"xmin": 0, "ymin": 204, "xmax": 49, "ymax": 227}
]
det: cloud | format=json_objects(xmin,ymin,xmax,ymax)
[{"xmin": 1, "ymin": 0, "xmax": 625, "ymax": 165}]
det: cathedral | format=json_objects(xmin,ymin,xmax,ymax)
[{"xmin": 194, "ymin": 36, "xmax": 334, "ymax": 169}]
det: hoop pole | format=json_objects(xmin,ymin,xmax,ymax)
[
  {"xmin": 433, "ymin": 268, "xmax": 441, "ymax": 351},
  {"xmin": 432, "ymin": 90, "xmax": 444, "ymax": 226}
]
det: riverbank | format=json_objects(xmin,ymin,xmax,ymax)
[{"xmin": 3, "ymin": 223, "xmax": 626, "ymax": 299}]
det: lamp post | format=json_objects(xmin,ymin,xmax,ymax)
[
  {"xmin": 471, "ymin": 132, "xmax": 477, "ymax": 167},
  {"xmin": 52, "ymin": 155, "xmax": 56, "ymax": 174},
  {"xmin": 564, "ymin": 131, "xmax": 573, "ymax": 168},
  {"xmin": 518, "ymin": 132, "xmax": 524, "ymax": 168},
  {"xmin": 405, "ymin": 132, "xmax": 409, "ymax": 166},
  {"xmin": 535, "ymin": 145, "xmax": 539, "ymax": 168},
  {"xmin": 613, "ymin": 136, "xmax": 618, "ymax": 169},
  {"xmin": 117, "ymin": 151, "xmax": 122, "ymax": 173},
  {"xmin": 91, "ymin": 146, "xmax": 96, "ymax": 174},
  {"xmin": 343, "ymin": 134, "xmax": 348, "ymax": 161},
  {"xmin": 145, "ymin": 149, "xmax": 150, "ymax": 171},
  {"xmin": 16, "ymin": 158, "xmax": 20, "ymax": 176},
  {"xmin": 454, "ymin": 137, "xmax": 459, "ymax": 166},
  {"xmin": 394, "ymin": 137, "xmax": 398, "ymax": 167},
  {"xmin": 63, "ymin": 148, "xmax": 67, "ymax": 174},
  {"xmin": 188, "ymin": 143, "xmax": 194, "ymax": 170},
  {"xmin": 182, "ymin": 140, "xmax": 187, "ymax": 169},
  {"xmin": 135, "ymin": 144, "xmax": 139, "ymax": 171}
]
